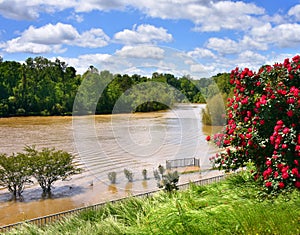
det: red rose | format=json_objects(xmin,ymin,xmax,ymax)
[
  {"xmin": 282, "ymin": 172, "xmax": 289, "ymax": 179},
  {"xmin": 265, "ymin": 181, "xmax": 272, "ymax": 187},
  {"xmin": 287, "ymin": 98, "xmax": 295, "ymax": 104},
  {"xmin": 206, "ymin": 136, "xmax": 211, "ymax": 141},
  {"xmin": 282, "ymin": 144, "xmax": 288, "ymax": 149},
  {"xmin": 266, "ymin": 160, "xmax": 272, "ymax": 166},
  {"xmin": 278, "ymin": 182, "xmax": 285, "ymax": 189},
  {"xmin": 276, "ymin": 120, "xmax": 284, "ymax": 126},
  {"xmin": 292, "ymin": 168, "xmax": 299, "ymax": 176},
  {"xmin": 287, "ymin": 110, "xmax": 294, "ymax": 117},
  {"xmin": 282, "ymin": 127, "xmax": 290, "ymax": 134},
  {"xmin": 295, "ymin": 181, "xmax": 300, "ymax": 188}
]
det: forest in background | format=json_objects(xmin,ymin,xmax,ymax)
[{"xmin": 0, "ymin": 56, "xmax": 232, "ymax": 117}]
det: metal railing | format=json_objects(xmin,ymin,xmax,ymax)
[
  {"xmin": 0, "ymin": 174, "xmax": 226, "ymax": 233},
  {"xmin": 166, "ymin": 157, "xmax": 200, "ymax": 169}
]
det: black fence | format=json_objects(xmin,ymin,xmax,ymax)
[
  {"xmin": 166, "ymin": 157, "xmax": 200, "ymax": 169},
  {"xmin": 0, "ymin": 174, "xmax": 226, "ymax": 233}
]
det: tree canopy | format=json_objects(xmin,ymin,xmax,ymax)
[{"xmin": 0, "ymin": 56, "xmax": 230, "ymax": 117}]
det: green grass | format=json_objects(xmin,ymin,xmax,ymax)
[{"xmin": 6, "ymin": 171, "xmax": 300, "ymax": 235}]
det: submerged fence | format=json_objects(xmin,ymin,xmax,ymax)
[
  {"xmin": 0, "ymin": 174, "xmax": 226, "ymax": 233},
  {"xmin": 166, "ymin": 157, "xmax": 200, "ymax": 169}
]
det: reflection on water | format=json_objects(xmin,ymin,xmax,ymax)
[
  {"xmin": 0, "ymin": 104, "xmax": 223, "ymax": 226},
  {"xmin": 142, "ymin": 180, "xmax": 148, "ymax": 189},
  {"xmin": 108, "ymin": 185, "xmax": 118, "ymax": 194}
]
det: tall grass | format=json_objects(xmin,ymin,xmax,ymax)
[{"xmin": 6, "ymin": 171, "xmax": 300, "ymax": 235}]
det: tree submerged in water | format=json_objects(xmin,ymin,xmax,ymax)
[
  {"xmin": 25, "ymin": 146, "xmax": 82, "ymax": 195},
  {"xmin": 0, "ymin": 146, "xmax": 81, "ymax": 198},
  {"xmin": 0, "ymin": 153, "xmax": 33, "ymax": 198}
]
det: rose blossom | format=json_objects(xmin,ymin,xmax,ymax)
[
  {"xmin": 278, "ymin": 182, "xmax": 285, "ymax": 189},
  {"xmin": 265, "ymin": 181, "xmax": 272, "ymax": 187}
]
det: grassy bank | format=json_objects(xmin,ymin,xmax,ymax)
[{"xmin": 7, "ymin": 171, "xmax": 300, "ymax": 235}]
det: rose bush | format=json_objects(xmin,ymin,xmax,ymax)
[{"xmin": 207, "ymin": 55, "xmax": 300, "ymax": 193}]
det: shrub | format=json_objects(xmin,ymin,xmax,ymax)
[
  {"xmin": 207, "ymin": 55, "xmax": 300, "ymax": 194},
  {"xmin": 154, "ymin": 165, "xmax": 179, "ymax": 192},
  {"xmin": 153, "ymin": 169, "xmax": 160, "ymax": 180},
  {"xmin": 202, "ymin": 94, "xmax": 226, "ymax": 126},
  {"xmin": 142, "ymin": 169, "xmax": 148, "ymax": 180},
  {"xmin": 108, "ymin": 172, "xmax": 117, "ymax": 184},
  {"xmin": 124, "ymin": 169, "xmax": 133, "ymax": 182},
  {"xmin": 157, "ymin": 171, "xmax": 180, "ymax": 192}
]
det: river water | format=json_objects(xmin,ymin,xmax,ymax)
[{"xmin": 0, "ymin": 104, "xmax": 222, "ymax": 226}]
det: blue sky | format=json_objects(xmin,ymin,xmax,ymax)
[{"xmin": 0, "ymin": 0, "xmax": 299, "ymax": 77}]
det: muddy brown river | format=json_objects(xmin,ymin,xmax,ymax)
[{"xmin": 0, "ymin": 104, "xmax": 222, "ymax": 226}]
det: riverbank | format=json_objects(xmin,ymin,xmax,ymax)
[{"xmin": 5, "ymin": 171, "xmax": 300, "ymax": 235}]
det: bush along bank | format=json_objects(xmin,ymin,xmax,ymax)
[{"xmin": 207, "ymin": 55, "xmax": 300, "ymax": 195}]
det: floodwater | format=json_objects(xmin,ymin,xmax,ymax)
[{"xmin": 0, "ymin": 104, "xmax": 222, "ymax": 226}]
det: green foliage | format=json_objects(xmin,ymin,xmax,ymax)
[
  {"xmin": 0, "ymin": 146, "xmax": 81, "ymax": 196},
  {"xmin": 24, "ymin": 146, "xmax": 81, "ymax": 194},
  {"xmin": 0, "ymin": 57, "xmax": 79, "ymax": 116},
  {"xmin": 201, "ymin": 94, "xmax": 226, "ymax": 126},
  {"xmin": 200, "ymin": 73, "xmax": 233, "ymax": 126},
  {"xmin": 0, "ymin": 153, "xmax": 33, "ymax": 198},
  {"xmin": 108, "ymin": 172, "xmax": 117, "ymax": 184},
  {"xmin": 157, "ymin": 171, "xmax": 180, "ymax": 192},
  {"xmin": 0, "ymin": 57, "xmax": 221, "ymax": 117}
]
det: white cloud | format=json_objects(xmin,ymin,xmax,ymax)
[
  {"xmin": 240, "ymin": 36, "xmax": 268, "ymax": 51},
  {"xmin": 0, "ymin": 0, "xmax": 40, "ymax": 20},
  {"xmin": 132, "ymin": 0, "xmax": 265, "ymax": 32},
  {"xmin": 2, "ymin": 38, "xmax": 56, "ymax": 54},
  {"xmin": 197, "ymin": 1, "xmax": 265, "ymax": 32},
  {"xmin": 115, "ymin": 45, "xmax": 165, "ymax": 59},
  {"xmin": 0, "ymin": 0, "xmax": 266, "ymax": 33},
  {"xmin": 57, "ymin": 53, "xmax": 112, "ymax": 74},
  {"xmin": 187, "ymin": 48, "xmax": 216, "ymax": 59},
  {"xmin": 76, "ymin": 28, "xmax": 110, "ymax": 48},
  {"xmin": 274, "ymin": 24, "xmax": 300, "ymax": 47},
  {"xmin": 0, "ymin": 23, "xmax": 109, "ymax": 54},
  {"xmin": 236, "ymin": 50, "xmax": 267, "ymax": 68},
  {"xmin": 288, "ymin": 4, "xmax": 300, "ymax": 21},
  {"xmin": 114, "ymin": 24, "xmax": 172, "ymax": 45},
  {"xmin": 73, "ymin": 0, "xmax": 127, "ymax": 12},
  {"xmin": 250, "ymin": 23, "xmax": 300, "ymax": 48},
  {"xmin": 206, "ymin": 38, "xmax": 240, "ymax": 55},
  {"xmin": 22, "ymin": 23, "xmax": 79, "ymax": 45},
  {"xmin": 190, "ymin": 63, "xmax": 214, "ymax": 74}
]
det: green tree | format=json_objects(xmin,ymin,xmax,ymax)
[
  {"xmin": 0, "ymin": 153, "xmax": 33, "ymax": 198},
  {"xmin": 25, "ymin": 146, "xmax": 81, "ymax": 194},
  {"xmin": 202, "ymin": 94, "xmax": 226, "ymax": 126}
]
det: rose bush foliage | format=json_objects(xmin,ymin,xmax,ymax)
[{"xmin": 208, "ymin": 55, "xmax": 300, "ymax": 193}]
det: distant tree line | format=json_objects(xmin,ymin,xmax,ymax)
[{"xmin": 0, "ymin": 56, "xmax": 232, "ymax": 117}]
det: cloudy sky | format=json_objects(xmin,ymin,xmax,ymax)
[{"xmin": 0, "ymin": 0, "xmax": 299, "ymax": 77}]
